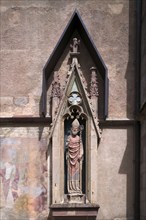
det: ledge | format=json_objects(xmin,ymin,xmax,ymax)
[
  {"xmin": 0, "ymin": 117, "xmax": 138, "ymax": 127},
  {"xmin": 0, "ymin": 117, "xmax": 51, "ymax": 125},
  {"xmin": 50, "ymin": 203, "xmax": 100, "ymax": 217},
  {"xmin": 100, "ymin": 119, "xmax": 136, "ymax": 127}
]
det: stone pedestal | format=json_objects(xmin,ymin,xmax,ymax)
[
  {"xmin": 50, "ymin": 203, "xmax": 100, "ymax": 217},
  {"xmin": 65, "ymin": 194, "xmax": 85, "ymax": 203},
  {"xmin": 70, "ymin": 52, "xmax": 80, "ymax": 67}
]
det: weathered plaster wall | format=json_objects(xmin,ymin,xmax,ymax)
[
  {"xmin": 0, "ymin": 0, "xmax": 135, "ymax": 119},
  {"xmin": 0, "ymin": 126, "xmax": 50, "ymax": 219},
  {"xmin": 97, "ymin": 127, "xmax": 134, "ymax": 220},
  {"xmin": 0, "ymin": 1, "xmax": 136, "ymax": 220}
]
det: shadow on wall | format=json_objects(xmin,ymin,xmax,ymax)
[
  {"xmin": 125, "ymin": 0, "xmax": 136, "ymax": 119},
  {"xmin": 119, "ymin": 1, "xmax": 137, "ymax": 219},
  {"xmin": 119, "ymin": 127, "xmax": 135, "ymax": 219},
  {"xmin": 123, "ymin": 0, "xmax": 139, "ymax": 219}
]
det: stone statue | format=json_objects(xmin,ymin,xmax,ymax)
[
  {"xmin": 70, "ymin": 38, "xmax": 80, "ymax": 53},
  {"xmin": 66, "ymin": 119, "xmax": 83, "ymax": 194}
]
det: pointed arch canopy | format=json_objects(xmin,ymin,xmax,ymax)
[{"xmin": 41, "ymin": 10, "xmax": 108, "ymax": 118}]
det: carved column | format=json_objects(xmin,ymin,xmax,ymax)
[
  {"xmin": 90, "ymin": 67, "xmax": 98, "ymax": 116},
  {"xmin": 51, "ymin": 71, "xmax": 61, "ymax": 119}
]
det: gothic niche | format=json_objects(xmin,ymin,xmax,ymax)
[
  {"xmin": 64, "ymin": 91, "xmax": 86, "ymax": 203},
  {"xmin": 48, "ymin": 35, "xmax": 102, "ymax": 217},
  {"xmin": 42, "ymin": 9, "xmax": 108, "ymax": 219}
]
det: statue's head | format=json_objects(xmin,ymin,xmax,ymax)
[
  {"xmin": 73, "ymin": 38, "xmax": 78, "ymax": 43},
  {"xmin": 71, "ymin": 119, "xmax": 80, "ymax": 135}
]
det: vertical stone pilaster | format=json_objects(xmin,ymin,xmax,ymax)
[{"xmin": 52, "ymin": 121, "xmax": 62, "ymax": 204}]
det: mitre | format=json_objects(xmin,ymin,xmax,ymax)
[{"xmin": 72, "ymin": 118, "xmax": 80, "ymax": 128}]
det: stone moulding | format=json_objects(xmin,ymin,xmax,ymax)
[{"xmin": 50, "ymin": 203, "xmax": 100, "ymax": 217}]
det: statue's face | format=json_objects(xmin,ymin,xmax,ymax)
[
  {"xmin": 73, "ymin": 38, "xmax": 77, "ymax": 42},
  {"xmin": 71, "ymin": 127, "xmax": 79, "ymax": 135}
]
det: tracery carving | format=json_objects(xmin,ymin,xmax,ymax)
[
  {"xmin": 64, "ymin": 92, "xmax": 86, "ymax": 120},
  {"xmin": 68, "ymin": 91, "xmax": 82, "ymax": 106}
]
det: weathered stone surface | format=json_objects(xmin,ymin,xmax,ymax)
[
  {"xmin": 0, "ymin": 97, "xmax": 13, "ymax": 106},
  {"xmin": 14, "ymin": 96, "xmax": 29, "ymax": 106}
]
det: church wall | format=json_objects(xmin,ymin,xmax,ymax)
[
  {"xmin": 0, "ymin": 1, "xmax": 136, "ymax": 220},
  {"xmin": 0, "ymin": 0, "xmax": 135, "ymax": 119}
]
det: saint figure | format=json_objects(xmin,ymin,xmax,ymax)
[
  {"xmin": 70, "ymin": 38, "xmax": 80, "ymax": 53},
  {"xmin": 66, "ymin": 119, "xmax": 83, "ymax": 194}
]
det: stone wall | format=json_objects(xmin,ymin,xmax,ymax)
[{"xmin": 0, "ymin": 1, "xmax": 137, "ymax": 220}]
